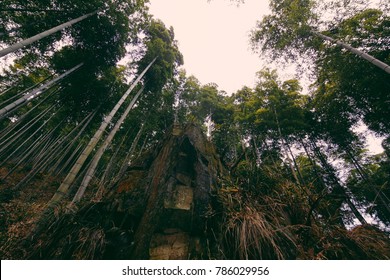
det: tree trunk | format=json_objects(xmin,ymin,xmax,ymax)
[
  {"xmin": 345, "ymin": 148, "xmax": 390, "ymax": 215},
  {"xmin": 45, "ymin": 58, "xmax": 156, "ymax": 210},
  {"xmin": 0, "ymin": 12, "xmax": 96, "ymax": 58},
  {"xmin": 115, "ymin": 123, "xmax": 145, "ymax": 182},
  {"xmin": 49, "ymin": 111, "xmax": 97, "ymax": 174},
  {"xmin": 0, "ymin": 8, "xmax": 67, "ymax": 12},
  {"xmin": 1, "ymin": 134, "xmax": 45, "ymax": 180},
  {"xmin": 285, "ymin": 137, "xmax": 306, "ymax": 185},
  {"xmin": 309, "ymin": 139, "xmax": 367, "ymax": 225},
  {"xmin": 312, "ymin": 31, "xmax": 390, "ymax": 75},
  {"xmin": 0, "ymin": 88, "xmax": 56, "ymax": 141},
  {"xmin": 0, "ymin": 64, "xmax": 82, "ymax": 119},
  {"xmin": 71, "ymin": 87, "xmax": 144, "ymax": 204},
  {"xmin": 0, "ymin": 74, "xmax": 54, "ymax": 104},
  {"xmin": 98, "ymin": 126, "xmax": 133, "ymax": 188},
  {"xmin": 0, "ymin": 105, "xmax": 55, "ymax": 154},
  {"xmin": 273, "ymin": 107, "xmax": 300, "ymax": 185},
  {"xmin": 0, "ymin": 110, "xmax": 59, "ymax": 166},
  {"xmin": 0, "ymin": 86, "xmax": 15, "ymax": 97}
]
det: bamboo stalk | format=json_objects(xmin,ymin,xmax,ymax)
[
  {"xmin": 46, "ymin": 58, "xmax": 156, "ymax": 209},
  {"xmin": 0, "ymin": 105, "xmax": 54, "ymax": 155},
  {"xmin": 0, "ymin": 64, "xmax": 83, "ymax": 119},
  {"xmin": 313, "ymin": 31, "xmax": 390, "ymax": 74},
  {"xmin": 0, "ymin": 12, "xmax": 96, "ymax": 58},
  {"xmin": 0, "ymin": 87, "xmax": 58, "ymax": 141},
  {"xmin": 98, "ymin": 126, "xmax": 133, "ymax": 188},
  {"xmin": 71, "ymin": 87, "xmax": 144, "ymax": 204},
  {"xmin": 1, "ymin": 134, "xmax": 45, "ymax": 180},
  {"xmin": 0, "ymin": 112, "xmax": 56, "ymax": 166},
  {"xmin": 0, "ymin": 74, "xmax": 54, "ymax": 107},
  {"xmin": 49, "ymin": 112, "xmax": 97, "ymax": 174},
  {"xmin": 309, "ymin": 139, "xmax": 367, "ymax": 225},
  {"xmin": 115, "ymin": 123, "xmax": 145, "ymax": 182}
]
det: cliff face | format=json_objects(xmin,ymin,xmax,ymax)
[
  {"xmin": 129, "ymin": 123, "xmax": 224, "ymax": 259},
  {"xmin": 20, "ymin": 124, "xmax": 225, "ymax": 260}
]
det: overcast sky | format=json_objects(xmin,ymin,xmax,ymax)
[
  {"xmin": 148, "ymin": 0, "xmax": 385, "ymax": 154},
  {"xmin": 148, "ymin": 0, "xmax": 270, "ymax": 94}
]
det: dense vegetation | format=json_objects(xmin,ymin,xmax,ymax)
[{"xmin": 0, "ymin": 0, "xmax": 389, "ymax": 259}]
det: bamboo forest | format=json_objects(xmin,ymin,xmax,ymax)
[{"xmin": 0, "ymin": 0, "xmax": 389, "ymax": 260}]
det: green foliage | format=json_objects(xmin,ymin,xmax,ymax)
[
  {"xmin": 251, "ymin": 0, "xmax": 318, "ymax": 60},
  {"xmin": 314, "ymin": 9, "xmax": 390, "ymax": 134},
  {"xmin": 138, "ymin": 19, "xmax": 183, "ymax": 94},
  {"xmin": 347, "ymin": 153, "xmax": 390, "ymax": 226},
  {"xmin": 1, "ymin": 0, "xmax": 148, "ymax": 63}
]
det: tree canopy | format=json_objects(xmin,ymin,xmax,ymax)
[{"xmin": 0, "ymin": 0, "xmax": 389, "ymax": 260}]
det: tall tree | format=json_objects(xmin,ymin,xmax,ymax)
[
  {"xmin": 0, "ymin": 63, "xmax": 83, "ymax": 119},
  {"xmin": 71, "ymin": 87, "xmax": 144, "ymax": 204},
  {"xmin": 0, "ymin": 12, "xmax": 96, "ymax": 58},
  {"xmin": 137, "ymin": 19, "xmax": 183, "ymax": 94},
  {"xmin": 45, "ymin": 58, "xmax": 155, "ymax": 210},
  {"xmin": 251, "ymin": 0, "xmax": 390, "ymax": 74}
]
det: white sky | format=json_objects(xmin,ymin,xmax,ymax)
[
  {"xmin": 148, "ymin": 0, "xmax": 384, "ymax": 154},
  {"xmin": 148, "ymin": 0, "xmax": 270, "ymax": 94}
]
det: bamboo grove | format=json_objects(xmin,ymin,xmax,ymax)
[{"xmin": 0, "ymin": 0, "xmax": 389, "ymax": 259}]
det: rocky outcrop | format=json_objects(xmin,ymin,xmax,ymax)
[
  {"xmin": 21, "ymin": 123, "xmax": 225, "ymax": 260},
  {"xmin": 129, "ymin": 124, "xmax": 224, "ymax": 259}
]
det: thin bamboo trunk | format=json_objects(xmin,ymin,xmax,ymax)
[
  {"xmin": 0, "ymin": 103, "xmax": 53, "ymax": 144},
  {"xmin": 0, "ymin": 87, "xmax": 57, "ymax": 141},
  {"xmin": 30, "ymin": 134, "xmax": 62, "ymax": 171},
  {"xmin": 300, "ymin": 139, "xmax": 325, "ymax": 187},
  {"xmin": 345, "ymin": 147, "xmax": 390, "ymax": 215},
  {"xmin": 0, "ymin": 86, "xmax": 15, "ymax": 96},
  {"xmin": 50, "ymin": 112, "xmax": 96, "ymax": 174},
  {"xmin": 12, "ymin": 131, "xmax": 81, "ymax": 192},
  {"xmin": 0, "ymin": 64, "xmax": 82, "ymax": 119},
  {"xmin": 137, "ymin": 132, "xmax": 149, "ymax": 157},
  {"xmin": 0, "ymin": 105, "xmax": 54, "ymax": 155},
  {"xmin": 55, "ymin": 142, "xmax": 84, "ymax": 175},
  {"xmin": 71, "ymin": 87, "xmax": 144, "ymax": 204},
  {"xmin": 0, "ymin": 113, "xmax": 57, "ymax": 166},
  {"xmin": 300, "ymin": 138, "xmax": 336, "ymax": 224},
  {"xmin": 285, "ymin": 137, "xmax": 306, "ymax": 185},
  {"xmin": 46, "ymin": 58, "xmax": 156, "ymax": 209},
  {"xmin": 115, "ymin": 123, "xmax": 145, "ymax": 183},
  {"xmin": 32, "ymin": 131, "xmax": 75, "ymax": 168},
  {"xmin": 32, "ymin": 112, "xmax": 95, "ymax": 166},
  {"xmin": 309, "ymin": 139, "xmax": 367, "ymax": 225},
  {"xmin": 2, "ymin": 121, "xmax": 62, "ymax": 180},
  {"xmin": 345, "ymin": 148, "xmax": 368, "ymax": 180},
  {"xmin": 273, "ymin": 107, "xmax": 300, "ymax": 185},
  {"xmin": 98, "ymin": 127, "xmax": 132, "ymax": 188},
  {"xmin": 0, "ymin": 12, "xmax": 96, "ymax": 57},
  {"xmin": 0, "ymin": 8, "xmax": 67, "ymax": 12},
  {"xmin": 251, "ymin": 135, "xmax": 261, "ymax": 166},
  {"xmin": 0, "ymin": 90, "xmax": 26, "ymax": 107},
  {"xmin": 0, "ymin": 75, "xmax": 53, "ymax": 107},
  {"xmin": 1, "ymin": 134, "xmax": 45, "ymax": 180},
  {"xmin": 6, "ymin": 122, "xmax": 60, "ymax": 189},
  {"xmin": 30, "ymin": 123, "xmax": 64, "ymax": 167},
  {"xmin": 313, "ymin": 31, "xmax": 390, "ymax": 74}
]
